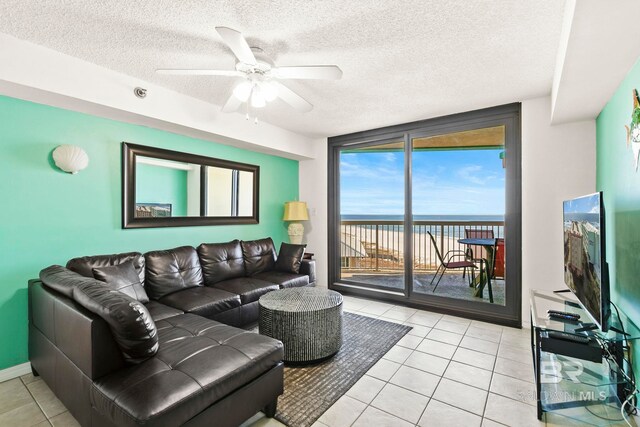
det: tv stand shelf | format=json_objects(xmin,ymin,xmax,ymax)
[{"xmin": 530, "ymin": 290, "xmax": 640, "ymax": 421}]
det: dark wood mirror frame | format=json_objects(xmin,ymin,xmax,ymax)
[{"xmin": 122, "ymin": 142, "xmax": 259, "ymax": 228}]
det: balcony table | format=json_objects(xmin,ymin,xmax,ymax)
[{"xmin": 458, "ymin": 237, "xmax": 497, "ymax": 302}]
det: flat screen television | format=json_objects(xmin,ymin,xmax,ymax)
[{"xmin": 563, "ymin": 192, "xmax": 610, "ymax": 331}]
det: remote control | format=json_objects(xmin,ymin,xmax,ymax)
[
  {"xmin": 549, "ymin": 313, "xmax": 579, "ymax": 322},
  {"xmin": 547, "ymin": 331, "xmax": 590, "ymax": 344},
  {"xmin": 547, "ymin": 310, "xmax": 580, "ymax": 320}
]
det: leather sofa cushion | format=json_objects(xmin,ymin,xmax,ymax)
[
  {"xmin": 72, "ymin": 281, "xmax": 158, "ymax": 364},
  {"xmin": 67, "ymin": 252, "xmax": 145, "ymax": 284},
  {"xmin": 144, "ymin": 300, "xmax": 184, "ymax": 322},
  {"xmin": 213, "ymin": 277, "xmax": 279, "ymax": 304},
  {"xmin": 40, "ymin": 265, "xmax": 95, "ymax": 298},
  {"xmin": 90, "ymin": 314, "xmax": 283, "ymax": 427},
  {"xmin": 92, "ymin": 261, "xmax": 150, "ymax": 303},
  {"xmin": 253, "ymin": 271, "xmax": 310, "ymax": 289},
  {"xmin": 145, "ymin": 246, "xmax": 204, "ymax": 299},
  {"xmin": 274, "ymin": 242, "xmax": 306, "ymax": 274},
  {"xmin": 197, "ymin": 240, "xmax": 245, "ymax": 285},
  {"xmin": 158, "ymin": 286, "xmax": 241, "ymax": 318},
  {"xmin": 242, "ymin": 238, "xmax": 276, "ymax": 276}
]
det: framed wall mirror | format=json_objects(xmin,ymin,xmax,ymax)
[{"xmin": 122, "ymin": 142, "xmax": 259, "ymax": 228}]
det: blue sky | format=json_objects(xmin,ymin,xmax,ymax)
[
  {"xmin": 563, "ymin": 192, "xmax": 600, "ymax": 214},
  {"xmin": 340, "ymin": 148, "xmax": 505, "ymax": 216}
]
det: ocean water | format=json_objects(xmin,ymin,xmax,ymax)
[{"xmin": 341, "ymin": 214, "xmax": 505, "ymax": 238}]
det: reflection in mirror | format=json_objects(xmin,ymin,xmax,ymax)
[
  {"xmin": 205, "ymin": 167, "xmax": 255, "ymax": 217},
  {"xmin": 122, "ymin": 142, "xmax": 259, "ymax": 228},
  {"xmin": 135, "ymin": 157, "xmax": 201, "ymax": 218}
]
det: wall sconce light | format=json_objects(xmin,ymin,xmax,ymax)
[{"xmin": 52, "ymin": 145, "xmax": 89, "ymax": 174}]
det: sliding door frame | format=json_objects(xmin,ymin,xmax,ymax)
[
  {"xmin": 328, "ymin": 103, "xmax": 522, "ymax": 327},
  {"xmin": 331, "ymin": 135, "xmax": 408, "ymax": 294}
]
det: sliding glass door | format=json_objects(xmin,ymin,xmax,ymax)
[
  {"xmin": 328, "ymin": 104, "xmax": 521, "ymax": 326},
  {"xmin": 338, "ymin": 138, "xmax": 407, "ymax": 293}
]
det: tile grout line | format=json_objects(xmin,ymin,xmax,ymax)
[
  {"xmin": 480, "ymin": 327, "xmax": 501, "ymax": 426},
  {"xmin": 20, "ymin": 376, "xmax": 52, "ymax": 426}
]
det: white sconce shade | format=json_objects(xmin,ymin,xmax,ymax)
[{"xmin": 52, "ymin": 144, "xmax": 89, "ymax": 174}]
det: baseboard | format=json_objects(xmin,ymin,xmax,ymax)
[{"xmin": 0, "ymin": 362, "xmax": 32, "ymax": 383}]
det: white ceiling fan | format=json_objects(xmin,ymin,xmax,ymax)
[{"xmin": 156, "ymin": 27, "xmax": 343, "ymax": 114}]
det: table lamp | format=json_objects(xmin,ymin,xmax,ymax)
[{"xmin": 283, "ymin": 201, "xmax": 309, "ymax": 244}]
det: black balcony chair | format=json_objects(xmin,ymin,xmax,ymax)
[{"xmin": 427, "ymin": 231, "xmax": 479, "ymax": 293}]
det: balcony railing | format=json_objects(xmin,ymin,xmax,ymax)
[{"xmin": 340, "ymin": 220, "xmax": 504, "ymax": 272}]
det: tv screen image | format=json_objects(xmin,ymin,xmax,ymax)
[{"xmin": 563, "ymin": 192, "xmax": 608, "ymax": 330}]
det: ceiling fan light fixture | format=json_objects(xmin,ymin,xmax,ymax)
[
  {"xmin": 260, "ymin": 81, "xmax": 278, "ymax": 102},
  {"xmin": 160, "ymin": 27, "xmax": 340, "ymax": 115},
  {"xmin": 233, "ymin": 81, "xmax": 253, "ymax": 102},
  {"xmin": 251, "ymin": 86, "xmax": 266, "ymax": 108}
]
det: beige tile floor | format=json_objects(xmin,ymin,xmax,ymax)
[{"xmin": 1, "ymin": 294, "xmax": 637, "ymax": 427}]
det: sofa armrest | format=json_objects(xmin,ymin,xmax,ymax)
[
  {"xmin": 29, "ymin": 279, "xmax": 125, "ymax": 380},
  {"xmin": 300, "ymin": 259, "xmax": 316, "ymax": 284}
]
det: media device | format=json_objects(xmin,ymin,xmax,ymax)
[{"xmin": 563, "ymin": 192, "xmax": 610, "ymax": 331}]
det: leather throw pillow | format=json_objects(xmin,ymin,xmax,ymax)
[
  {"xmin": 275, "ymin": 242, "xmax": 306, "ymax": 274},
  {"xmin": 73, "ymin": 281, "xmax": 158, "ymax": 364},
  {"xmin": 92, "ymin": 261, "xmax": 150, "ymax": 303}
]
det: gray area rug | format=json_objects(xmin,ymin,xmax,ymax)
[
  {"xmin": 346, "ymin": 272, "xmax": 506, "ymax": 306},
  {"xmin": 274, "ymin": 312, "xmax": 412, "ymax": 427}
]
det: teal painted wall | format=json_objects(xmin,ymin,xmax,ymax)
[
  {"xmin": 0, "ymin": 95, "xmax": 298, "ymax": 370},
  {"xmin": 597, "ymin": 57, "xmax": 640, "ymax": 321},
  {"xmin": 136, "ymin": 164, "xmax": 188, "ymax": 216},
  {"xmin": 597, "ymin": 57, "xmax": 640, "ymax": 371}
]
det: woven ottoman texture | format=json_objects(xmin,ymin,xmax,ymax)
[{"xmin": 259, "ymin": 288, "xmax": 343, "ymax": 363}]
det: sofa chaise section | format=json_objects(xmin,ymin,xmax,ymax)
[{"xmin": 30, "ymin": 273, "xmax": 284, "ymax": 427}]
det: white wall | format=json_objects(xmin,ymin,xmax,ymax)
[
  {"xmin": 521, "ymin": 96, "xmax": 595, "ymax": 323},
  {"xmin": 299, "ymin": 138, "xmax": 329, "ymax": 288},
  {"xmin": 298, "ymin": 97, "xmax": 597, "ymax": 325}
]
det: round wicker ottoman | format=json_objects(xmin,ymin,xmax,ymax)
[{"xmin": 259, "ymin": 288, "xmax": 343, "ymax": 364}]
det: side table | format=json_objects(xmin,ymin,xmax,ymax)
[{"xmin": 259, "ymin": 287, "xmax": 342, "ymax": 364}]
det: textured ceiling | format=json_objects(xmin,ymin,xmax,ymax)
[{"xmin": 0, "ymin": 0, "xmax": 565, "ymax": 138}]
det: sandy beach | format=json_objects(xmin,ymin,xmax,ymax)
[{"xmin": 340, "ymin": 225, "xmax": 489, "ymax": 270}]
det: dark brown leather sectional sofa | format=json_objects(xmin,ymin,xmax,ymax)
[{"xmin": 29, "ymin": 238, "xmax": 316, "ymax": 427}]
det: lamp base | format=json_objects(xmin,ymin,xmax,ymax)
[{"xmin": 287, "ymin": 222, "xmax": 304, "ymax": 245}]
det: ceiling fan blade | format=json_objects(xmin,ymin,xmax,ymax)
[
  {"xmin": 215, "ymin": 27, "xmax": 257, "ymax": 65},
  {"xmin": 156, "ymin": 69, "xmax": 244, "ymax": 76},
  {"xmin": 222, "ymin": 94, "xmax": 243, "ymax": 113},
  {"xmin": 271, "ymin": 81, "xmax": 313, "ymax": 112},
  {"xmin": 272, "ymin": 65, "xmax": 343, "ymax": 80}
]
